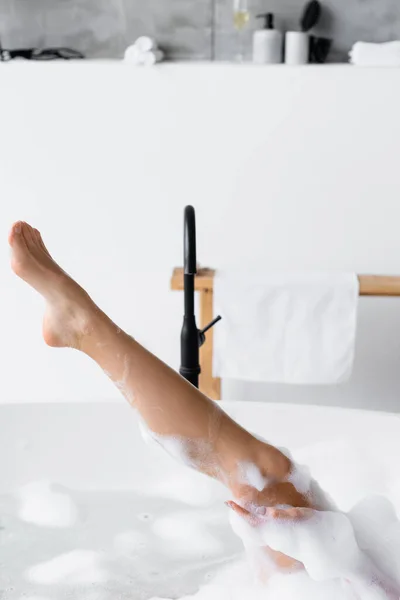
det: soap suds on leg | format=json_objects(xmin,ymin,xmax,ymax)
[{"xmin": 237, "ymin": 462, "xmax": 269, "ymax": 492}]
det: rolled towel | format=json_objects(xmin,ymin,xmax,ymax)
[
  {"xmin": 135, "ymin": 36, "xmax": 157, "ymax": 54},
  {"xmin": 142, "ymin": 50, "xmax": 164, "ymax": 66},
  {"xmin": 124, "ymin": 48, "xmax": 164, "ymax": 66},
  {"xmin": 124, "ymin": 44, "xmax": 142, "ymax": 64},
  {"xmin": 350, "ymin": 41, "xmax": 400, "ymax": 66}
]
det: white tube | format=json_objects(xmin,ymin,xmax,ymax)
[{"xmin": 285, "ymin": 31, "xmax": 309, "ymax": 65}]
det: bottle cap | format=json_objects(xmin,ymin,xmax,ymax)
[{"xmin": 256, "ymin": 13, "xmax": 274, "ymax": 29}]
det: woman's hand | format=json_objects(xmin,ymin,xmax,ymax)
[
  {"xmin": 226, "ymin": 499, "xmax": 314, "ymax": 573},
  {"xmin": 226, "ymin": 446, "xmax": 316, "ymax": 575}
]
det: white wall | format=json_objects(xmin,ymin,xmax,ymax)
[{"xmin": 1, "ymin": 62, "xmax": 400, "ymax": 411}]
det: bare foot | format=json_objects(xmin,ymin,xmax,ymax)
[{"xmin": 9, "ymin": 221, "xmax": 95, "ymax": 349}]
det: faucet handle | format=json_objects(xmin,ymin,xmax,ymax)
[{"xmin": 198, "ymin": 316, "xmax": 222, "ymax": 347}]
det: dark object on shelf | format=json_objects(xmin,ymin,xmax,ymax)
[
  {"xmin": 256, "ymin": 12, "xmax": 274, "ymax": 29},
  {"xmin": 301, "ymin": 0, "xmax": 322, "ymax": 32},
  {"xmin": 310, "ymin": 36, "xmax": 332, "ymax": 63},
  {"xmin": 0, "ymin": 46, "xmax": 85, "ymax": 61},
  {"xmin": 180, "ymin": 206, "xmax": 221, "ymax": 389}
]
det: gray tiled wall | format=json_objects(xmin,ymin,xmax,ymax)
[{"xmin": 1, "ymin": 0, "xmax": 400, "ymax": 62}]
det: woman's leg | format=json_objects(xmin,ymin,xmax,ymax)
[{"xmin": 8, "ymin": 221, "xmax": 308, "ymax": 508}]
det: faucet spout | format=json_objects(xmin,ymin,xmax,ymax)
[
  {"xmin": 184, "ymin": 205, "xmax": 197, "ymax": 276},
  {"xmin": 180, "ymin": 206, "xmax": 200, "ymax": 387},
  {"xmin": 179, "ymin": 206, "xmax": 221, "ymax": 391}
]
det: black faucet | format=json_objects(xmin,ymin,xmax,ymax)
[{"xmin": 179, "ymin": 206, "xmax": 221, "ymax": 388}]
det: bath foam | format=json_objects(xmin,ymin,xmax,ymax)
[
  {"xmin": 114, "ymin": 354, "xmax": 133, "ymax": 400},
  {"xmin": 154, "ymin": 557, "xmax": 362, "ymax": 600},
  {"xmin": 3, "ymin": 468, "xmax": 400, "ymax": 600},
  {"xmin": 152, "ymin": 511, "xmax": 224, "ymax": 558},
  {"xmin": 139, "ymin": 420, "xmax": 216, "ymax": 472},
  {"xmin": 228, "ymin": 506, "xmax": 400, "ymax": 599},
  {"xmin": 139, "ymin": 423, "xmax": 197, "ymax": 469},
  {"xmin": 251, "ymin": 433, "xmax": 313, "ymax": 497},
  {"xmin": 294, "ymin": 438, "xmax": 388, "ymax": 511},
  {"xmin": 26, "ymin": 550, "xmax": 107, "ymax": 585},
  {"xmin": 140, "ymin": 424, "xmax": 314, "ymax": 505},
  {"xmin": 157, "ymin": 504, "xmax": 400, "ymax": 600},
  {"xmin": 237, "ymin": 455, "xmax": 322, "ymax": 509},
  {"xmin": 121, "ymin": 424, "xmax": 400, "ymax": 598},
  {"xmin": 144, "ymin": 468, "xmax": 224, "ymax": 507},
  {"xmin": 140, "ymin": 422, "xmax": 318, "ymax": 513},
  {"xmin": 17, "ymin": 481, "xmax": 79, "ymax": 528},
  {"xmin": 238, "ymin": 462, "xmax": 269, "ymax": 492},
  {"xmin": 287, "ymin": 461, "xmax": 313, "ymax": 496},
  {"xmin": 349, "ymin": 496, "xmax": 400, "ymax": 587},
  {"xmin": 276, "ymin": 446, "xmax": 336, "ymax": 511},
  {"xmin": 113, "ymin": 530, "xmax": 149, "ymax": 556},
  {"xmin": 275, "ymin": 445, "xmax": 313, "ymax": 496},
  {"xmin": 138, "ymin": 421, "xmax": 227, "ymax": 508},
  {"xmin": 157, "ymin": 435, "xmax": 400, "ymax": 600},
  {"xmin": 171, "ymin": 563, "xmax": 359, "ymax": 600}
]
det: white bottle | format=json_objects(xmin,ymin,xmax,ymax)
[{"xmin": 253, "ymin": 13, "xmax": 283, "ymax": 65}]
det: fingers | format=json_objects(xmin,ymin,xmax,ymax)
[
  {"xmin": 226, "ymin": 501, "xmax": 259, "ymax": 526},
  {"xmin": 225, "ymin": 500, "xmax": 249, "ymax": 517},
  {"xmin": 226, "ymin": 500, "xmax": 314, "ymax": 527},
  {"xmin": 267, "ymin": 507, "xmax": 314, "ymax": 521},
  {"xmin": 236, "ymin": 481, "xmax": 312, "ymax": 512}
]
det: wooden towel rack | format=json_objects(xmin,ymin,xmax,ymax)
[{"xmin": 171, "ymin": 269, "xmax": 400, "ymax": 400}]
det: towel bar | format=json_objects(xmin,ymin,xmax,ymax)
[
  {"xmin": 172, "ymin": 269, "xmax": 400, "ymax": 297},
  {"xmin": 171, "ymin": 269, "xmax": 400, "ymax": 400}
]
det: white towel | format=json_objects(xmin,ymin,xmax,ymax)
[
  {"xmin": 135, "ymin": 36, "xmax": 157, "ymax": 53},
  {"xmin": 124, "ymin": 46, "xmax": 164, "ymax": 66},
  {"xmin": 350, "ymin": 41, "xmax": 400, "ymax": 66},
  {"xmin": 124, "ymin": 37, "xmax": 164, "ymax": 66},
  {"xmin": 124, "ymin": 45, "xmax": 142, "ymax": 64},
  {"xmin": 213, "ymin": 272, "xmax": 359, "ymax": 384}
]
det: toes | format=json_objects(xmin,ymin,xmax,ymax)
[
  {"xmin": 35, "ymin": 228, "xmax": 51, "ymax": 256},
  {"xmin": 13, "ymin": 222, "xmax": 46, "ymax": 254},
  {"xmin": 9, "ymin": 222, "xmax": 45, "ymax": 278},
  {"xmin": 14, "ymin": 221, "xmax": 22, "ymax": 234},
  {"xmin": 8, "ymin": 221, "xmax": 23, "ymax": 245},
  {"xmin": 33, "ymin": 228, "xmax": 44, "ymax": 248},
  {"xmin": 21, "ymin": 222, "xmax": 37, "ymax": 247}
]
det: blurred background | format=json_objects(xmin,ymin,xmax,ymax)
[{"xmin": 1, "ymin": 0, "xmax": 400, "ymax": 62}]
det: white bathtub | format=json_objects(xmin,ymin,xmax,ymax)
[{"xmin": 2, "ymin": 401, "xmax": 400, "ymax": 599}]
